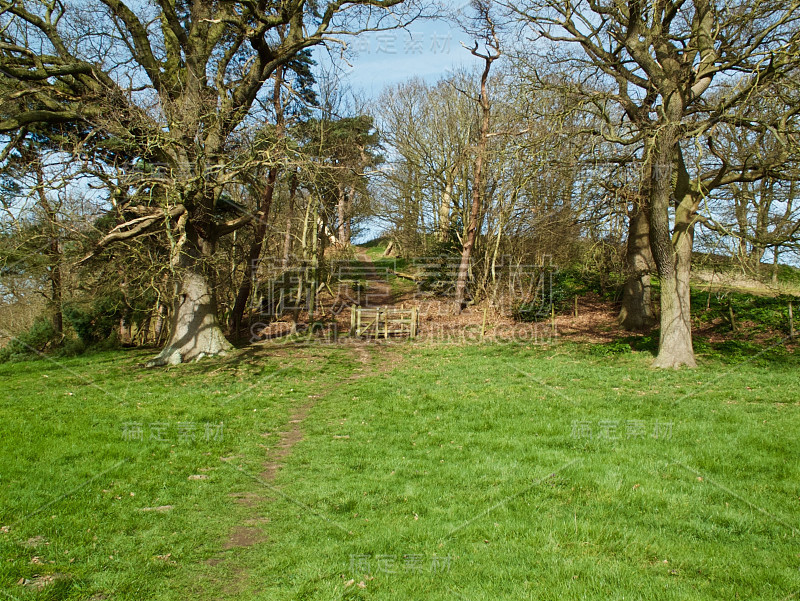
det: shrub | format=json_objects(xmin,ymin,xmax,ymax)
[
  {"xmin": 64, "ymin": 296, "xmax": 123, "ymax": 344},
  {"xmin": 0, "ymin": 317, "xmax": 59, "ymax": 362},
  {"xmin": 60, "ymin": 337, "xmax": 87, "ymax": 357}
]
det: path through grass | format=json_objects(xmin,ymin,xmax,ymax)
[{"xmin": 1, "ymin": 341, "xmax": 799, "ymax": 599}]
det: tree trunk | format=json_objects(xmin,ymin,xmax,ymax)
[
  {"xmin": 119, "ymin": 272, "xmax": 133, "ymax": 345},
  {"xmin": 49, "ymin": 238, "xmax": 63, "ymax": 336},
  {"xmin": 119, "ymin": 316, "xmax": 133, "ymax": 345},
  {"xmin": 749, "ymin": 178, "xmax": 772, "ymax": 275},
  {"xmin": 749, "ymin": 244, "xmax": 766, "ymax": 274},
  {"xmin": 653, "ymin": 202, "xmax": 696, "ymax": 368},
  {"xmin": 228, "ymin": 166, "xmax": 278, "ymax": 335},
  {"xmin": 618, "ymin": 204, "xmax": 655, "ymax": 330},
  {"xmin": 654, "ymin": 269, "xmax": 695, "ymax": 368},
  {"xmin": 281, "ymin": 176, "xmax": 298, "ymax": 270},
  {"xmin": 147, "ymin": 227, "xmax": 232, "ymax": 366},
  {"xmin": 453, "ymin": 158, "xmax": 484, "ymax": 313},
  {"xmin": 772, "ymin": 246, "xmax": 780, "ymax": 284},
  {"xmin": 649, "ymin": 114, "xmax": 696, "ymax": 368},
  {"xmin": 136, "ymin": 313, "xmax": 151, "ymax": 345},
  {"xmin": 282, "ymin": 211, "xmax": 294, "ymax": 269},
  {"xmin": 311, "ymin": 204, "xmax": 327, "ymax": 316},
  {"xmin": 229, "ymin": 66, "xmax": 285, "ymax": 335},
  {"xmin": 337, "ymin": 184, "xmax": 349, "ymax": 247},
  {"xmin": 147, "ymin": 271, "xmax": 232, "ymax": 366},
  {"xmin": 438, "ymin": 172, "xmax": 453, "ymax": 242},
  {"xmin": 34, "ymin": 161, "xmax": 63, "ymax": 335},
  {"xmin": 153, "ymin": 300, "xmax": 166, "ymax": 344},
  {"xmin": 454, "ymin": 48, "xmax": 496, "ymax": 314},
  {"xmin": 344, "ymin": 203, "xmax": 351, "ymax": 246},
  {"xmin": 152, "ymin": 272, "xmax": 170, "ymax": 345}
]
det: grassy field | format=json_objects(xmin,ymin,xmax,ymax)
[{"xmin": 1, "ymin": 340, "xmax": 799, "ymax": 600}]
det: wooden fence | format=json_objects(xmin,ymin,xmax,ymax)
[{"xmin": 350, "ymin": 306, "xmax": 419, "ymax": 339}]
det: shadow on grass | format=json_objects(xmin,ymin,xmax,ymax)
[{"xmin": 599, "ymin": 332, "xmax": 799, "ymax": 366}]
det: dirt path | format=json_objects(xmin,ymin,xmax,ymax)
[
  {"xmin": 355, "ymin": 250, "xmax": 393, "ymax": 307},
  {"xmin": 207, "ymin": 401, "xmax": 314, "ymax": 595},
  {"xmin": 259, "ymin": 403, "xmax": 312, "ymax": 481},
  {"xmin": 207, "ymin": 342, "xmax": 393, "ymax": 597}
]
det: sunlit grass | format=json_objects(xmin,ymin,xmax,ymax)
[{"xmin": 1, "ymin": 341, "xmax": 798, "ymax": 599}]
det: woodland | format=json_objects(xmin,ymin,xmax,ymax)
[{"xmin": 1, "ymin": 0, "xmax": 800, "ymax": 368}]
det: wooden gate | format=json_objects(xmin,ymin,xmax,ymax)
[{"xmin": 350, "ymin": 306, "xmax": 419, "ymax": 339}]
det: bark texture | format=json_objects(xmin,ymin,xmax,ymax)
[
  {"xmin": 147, "ymin": 270, "xmax": 232, "ymax": 366},
  {"xmin": 148, "ymin": 215, "xmax": 232, "ymax": 366},
  {"xmin": 652, "ymin": 241, "xmax": 695, "ymax": 368},
  {"xmin": 648, "ymin": 107, "xmax": 696, "ymax": 368},
  {"xmin": 619, "ymin": 204, "xmax": 655, "ymax": 330}
]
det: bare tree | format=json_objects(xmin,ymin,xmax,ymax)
[
  {"xmin": 454, "ymin": 0, "xmax": 501, "ymax": 314},
  {"xmin": 228, "ymin": 65, "xmax": 287, "ymax": 337},
  {"xmin": 0, "ymin": 0, "xmax": 422, "ymax": 364},
  {"xmin": 509, "ymin": 0, "xmax": 800, "ymax": 367},
  {"xmin": 695, "ymin": 90, "xmax": 800, "ymax": 279}
]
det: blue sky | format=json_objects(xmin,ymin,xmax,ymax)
[{"xmin": 315, "ymin": 13, "xmax": 479, "ymax": 98}]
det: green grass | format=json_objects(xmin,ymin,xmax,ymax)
[
  {"xmin": 775, "ymin": 264, "xmax": 800, "ymax": 287},
  {"xmin": 690, "ymin": 289, "xmax": 798, "ymax": 337},
  {"xmin": 1, "ymin": 341, "xmax": 799, "ymax": 599}
]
